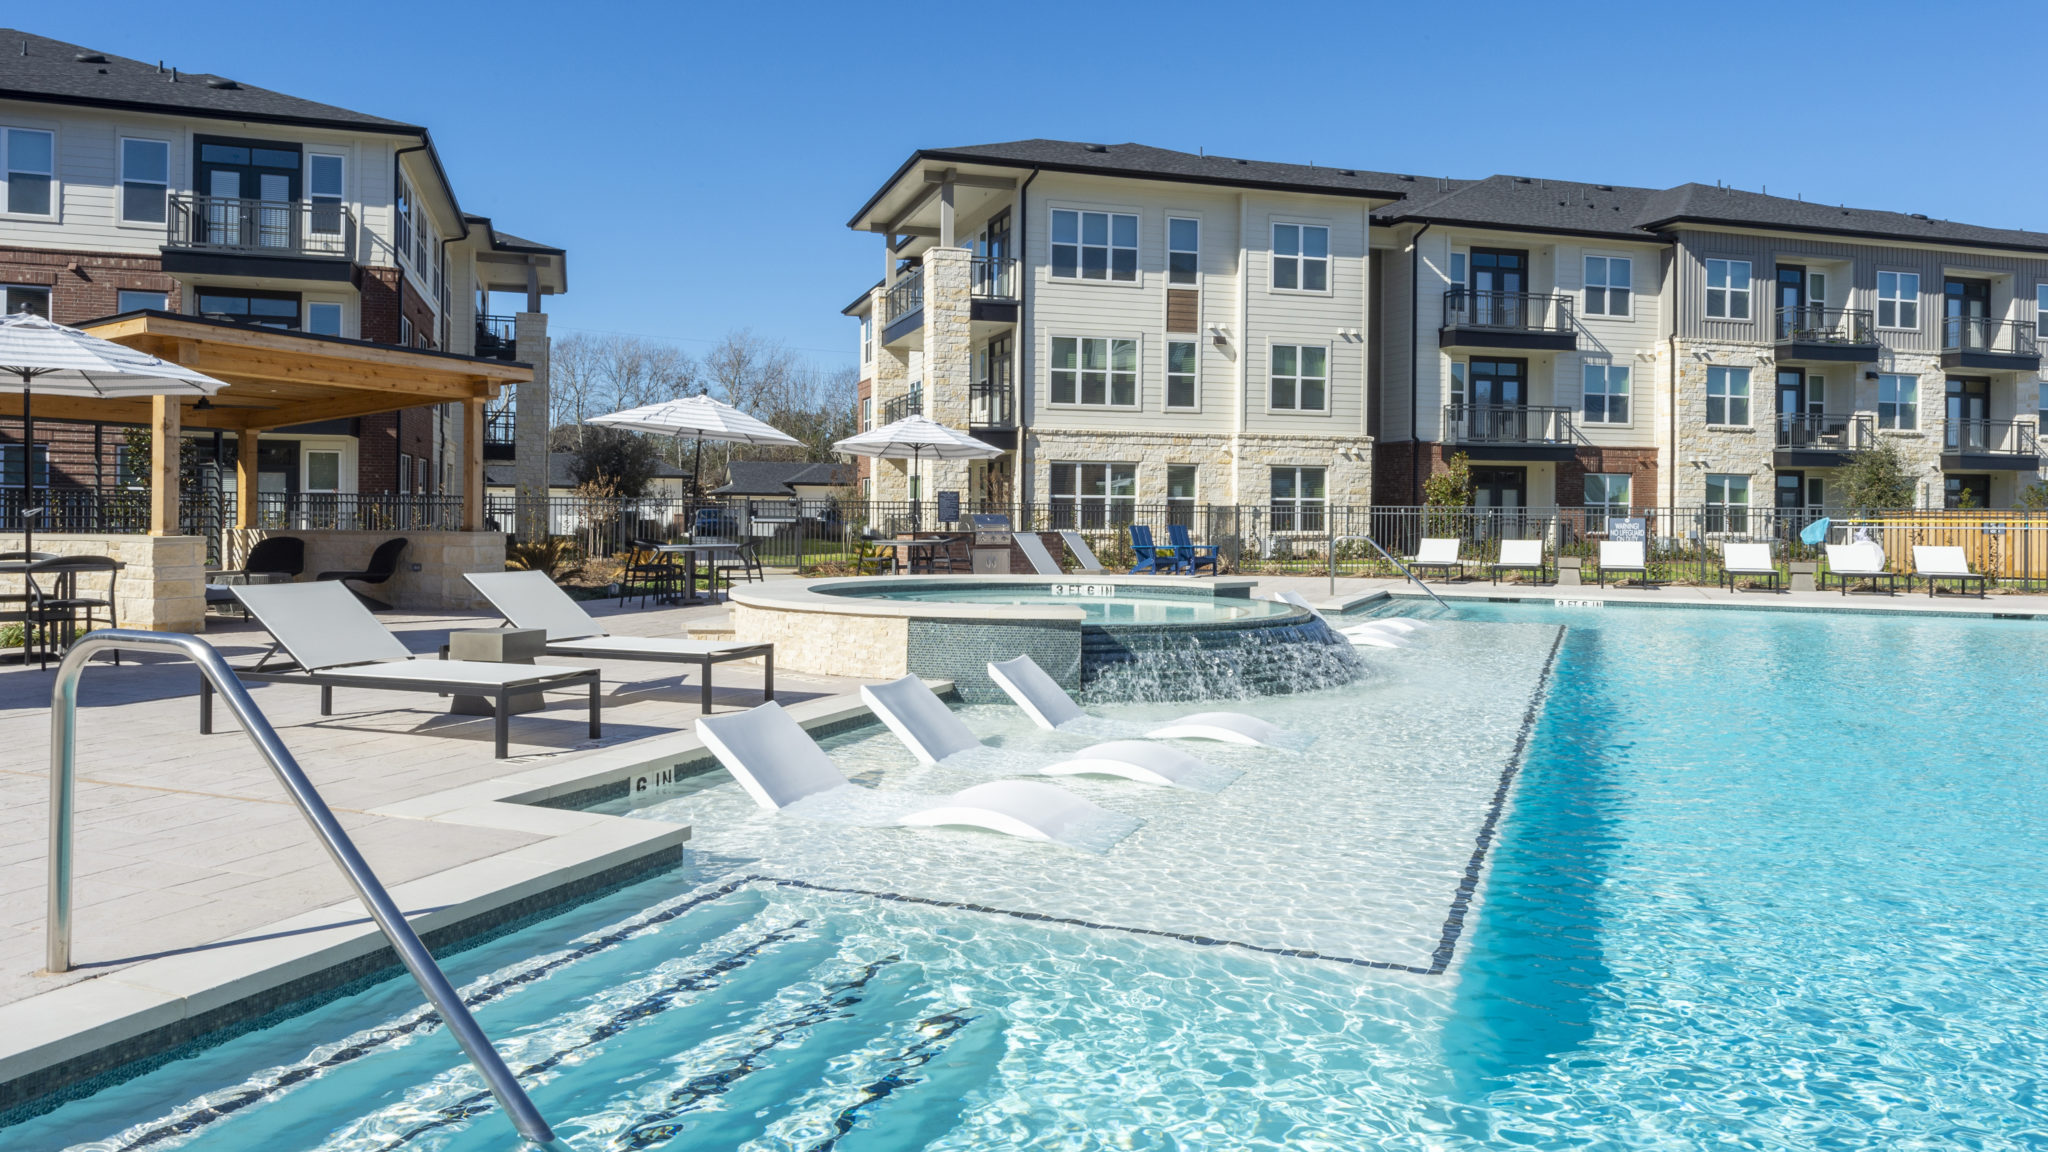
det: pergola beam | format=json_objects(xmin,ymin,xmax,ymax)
[{"xmin": 228, "ymin": 384, "xmax": 490, "ymax": 431}]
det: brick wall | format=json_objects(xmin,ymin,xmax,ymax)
[
  {"xmin": 399, "ymin": 278, "xmax": 436, "ymax": 349},
  {"xmin": 358, "ymin": 412, "xmax": 398, "ymax": 493},
  {"xmin": 0, "ymin": 246, "xmax": 178, "ymax": 325},
  {"xmin": 1557, "ymin": 446, "xmax": 1660, "ymax": 511},
  {"xmin": 359, "ymin": 266, "xmax": 401, "ymax": 344}
]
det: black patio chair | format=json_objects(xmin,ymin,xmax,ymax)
[{"xmin": 317, "ymin": 537, "xmax": 408, "ymax": 610}]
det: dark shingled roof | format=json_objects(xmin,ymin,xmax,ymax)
[
  {"xmin": 0, "ymin": 29, "xmax": 419, "ymax": 133},
  {"xmin": 485, "ymin": 451, "xmax": 688, "ymax": 490},
  {"xmin": 462, "ymin": 215, "xmax": 564, "ymax": 256},
  {"xmin": 1632, "ymin": 182, "xmax": 2048, "ymax": 255},
  {"xmin": 1374, "ymin": 174, "xmax": 1661, "ymax": 241},
  {"xmin": 712, "ymin": 460, "xmax": 854, "ymax": 496}
]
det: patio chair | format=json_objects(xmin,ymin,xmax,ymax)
[
  {"xmin": 1720, "ymin": 542, "xmax": 1782, "ymax": 593},
  {"xmin": 1014, "ymin": 532, "xmax": 1066, "ymax": 576},
  {"xmin": 850, "ymin": 536, "xmax": 892, "ymax": 576},
  {"xmin": 218, "ymin": 536, "xmax": 305, "ymax": 582},
  {"xmin": 711, "ymin": 540, "xmax": 766, "ymax": 589},
  {"xmin": 1489, "ymin": 539, "xmax": 1548, "ymax": 585},
  {"xmin": 1913, "ymin": 545, "xmax": 1990, "ymax": 598},
  {"xmin": 617, "ymin": 538, "xmax": 679, "ymax": 607},
  {"xmin": 466, "ymin": 570, "xmax": 773, "ymax": 713},
  {"xmin": 219, "ymin": 580, "xmax": 601, "ymax": 759},
  {"xmin": 1821, "ymin": 542, "xmax": 1902, "ymax": 595},
  {"xmin": 1597, "ymin": 541, "xmax": 1655, "ymax": 587},
  {"xmin": 1409, "ymin": 538, "xmax": 1467, "ymax": 581},
  {"xmin": 1128, "ymin": 525, "xmax": 1181, "ymax": 575},
  {"xmin": 1167, "ymin": 524, "xmax": 1221, "ymax": 576},
  {"xmin": 986, "ymin": 653, "xmax": 1302, "ymax": 749},
  {"xmin": 860, "ymin": 674, "xmax": 1221, "ymax": 788},
  {"xmin": 1056, "ymin": 530, "xmax": 1106, "ymax": 574},
  {"xmin": 696, "ymin": 701, "xmax": 1119, "ymax": 842},
  {"xmin": 315, "ymin": 536, "xmax": 408, "ymax": 610}
]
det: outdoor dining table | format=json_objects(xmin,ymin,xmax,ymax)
[
  {"xmin": 0, "ymin": 555, "xmax": 125, "ymax": 666},
  {"xmin": 875, "ymin": 537, "xmax": 954, "ymax": 574},
  {"xmin": 656, "ymin": 541, "xmax": 743, "ymax": 604}
]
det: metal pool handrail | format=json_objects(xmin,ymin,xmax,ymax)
[
  {"xmin": 1329, "ymin": 535, "xmax": 1449, "ymax": 609},
  {"xmin": 47, "ymin": 630, "xmax": 572, "ymax": 1151}
]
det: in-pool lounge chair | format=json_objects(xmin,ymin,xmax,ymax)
[
  {"xmin": 1013, "ymin": 532, "xmax": 1066, "ymax": 576},
  {"xmin": 1264, "ymin": 589, "xmax": 1424, "ymax": 648},
  {"xmin": 1128, "ymin": 525, "xmax": 1181, "ymax": 575},
  {"xmin": 1719, "ymin": 542, "xmax": 1782, "ymax": 592},
  {"xmin": 861, "ymin": 674, "xmax": 1214, "ymax": 787},
  {"xmin": 1410, "ymin": 538, "xmax": 1467, "ymax": 581},
  {"xmin": 1821, "ymin": 542, "xmax": 1902, "ymax": 595},
  {"xmin": 1597, "ymin": 540, "xmax": 1654, "ymax": 587},
  {"xmin": 1167, "ymin": 524, "xmax": 1221, "ymax": 576},
  {"xmin": 1056, "ymin": 530, "xmax": 1106, "ymax": 574},
  {"xmin": 466, "ymin": 570, "xmax": 773, "ymax": 712},
  {"xmin": 1489, "ymin": 539, "xmax": 1549, "ymax": 585},
  {"xmin": 697, "ymin": 701, "xmax": 1116, "ymax": 842},
  {"xmin": 1913, "ymin": 545, "xmax": 1990, "ymax": 598},
  {"xmin": 987, "ymin": 653, "xmax": 1299, "ymax": 748},
  {"xmin": 217, "ymin": 580, "xmax": 600, "ymax": 758}
]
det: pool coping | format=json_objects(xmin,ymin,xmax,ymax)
[
  {"xmin": 1351, "ymin": 583, "xmax": 2045, "ymax": 620},
  {"xmin": 730, "ymin": 574, "xmax": 1264, "ymax": 622}
]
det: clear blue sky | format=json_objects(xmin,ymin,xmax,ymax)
[{"xmin": 34, "ymin": 0, "xmax": 2047, "ymax": 369}]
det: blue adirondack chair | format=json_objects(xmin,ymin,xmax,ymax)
[
  {"xmin": 1167, "ymin": 523, "xmax": 1220, "ymax": 575},
  {"xmin": 1129, "ymin": 525, "xmax": 1181, "ymax": 574}
]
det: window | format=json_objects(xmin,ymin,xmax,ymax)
[
  {"xmin": 1582, "ymin": 364, "xmax": 1631, "ymax": 423},
  {"xmin": 399, "ymin": 453, "xmax": 413, "ymax": 494},
  {"xmin": 1, "ymin": 285, "xmax": 51, "ymax": 318},
  {"xmin": 116, "ymin": 289, "xmax": 166, "ymax": 313},
  {"xmin": 119, "ymin": 138, "xmax": 168, "ymax": 224},
  {"xmin": 1705, "ymin": 473, "xmax": 1750, "ymax": 532},
  {"xmin": 1584, "ymin": 474, "xmax": 1630, "ymax": 523},
  {"xmin": 2037, "ymin": 285, "xmax": 2048, "ymax": 336},
  {"xmin": 0, "ymin": 444, "xmax": 50, "ymax": 489},
  {"xmin": 3, "ymin": 128, "xmax": 53, "ymax": 216},
  {"xmin": 1584, "ymin": 256, "xmax": 1631, "ymax": 317},
  {"xmin": 1168, "ymin": 217, "xmax": 1199, "ymax": 285},
  {"xmin": 308, "ymin": 154, "xmax": 344, "ymax": 236},
  {"xmin": 1272, "ymin": 223, "xmax": 1329, "ymax": 292},
  {"xmin": 1049, "ymin": 462, "xmax": 1136, "ymax": 528},
  {"xmin": 859, "ymin": 315, "xmax": 872, "ymax": 363},
  {"xmin": 307, "ymin": 301, "xmax": 343, "ymax": 336},
  {"xmin": 400, "ymin": 315, "xmax": 414, "ymax": 346},
  {"xmin": 1878, "ymin": 271, "xmax": 1920, "ymax": 329},
  {"xmin": 2039, "ymin": 381, "xmax": 2047, "ymax": 430},
  {"xmin": 1050, "ymin": 209, "xmax": 1137, "ymax": 281},
  {"xmin": 1049, "ymin": 336, "xmax": 1138, "ymax": 406},
  {"xmin": 1705, "ymin": 258, "xmax": 1751, "ymax": 320},
  {"xmin": 1166, "ymin": 340, "xmax": 1198, "ymax": 409},
  {"xmin": 395, "ymin": 173, "xmax": 414, "ymax": 264},
  {"xmin": 1270, "ymin": 466, "xmax": 1326, "ymax": 532},
  {"xmin": 859, "ymin": 396, "xmax": 872, "ymax": 431},
  {"xmin": 1878, "ymin": 374, "xmax": 1918, "ymax": 430},
  {"xmin": 198, "ymin": 289, "xmax": 299, "ymax": 329},
  {"xmin": 1269, "ymin": 344, "xmax": 1328, "ymax": 411},
  {"xmin": 1706, "ymin": 366, "xmax": 1751, "ymax": 425},
  {"xmin": 1167, "ymin": 464, "xmax": 1197, "ymax": 507},
  {"xmin": 305, "ymin": 450, "xmax": 341, "ymax": 493},
  {"xmin": 1449, "ymin": 361, "xmax": 1467, "ymax": 408}
]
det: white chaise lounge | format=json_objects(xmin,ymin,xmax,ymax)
[
  {"xmin": 1719, "ymin": 542, "xmax": 1781, "ymax": 592},
  {"xmin": 1489, "ymin": 539, "xmax": 1548, "ymax": 585},
  {"xmin": 1822, "ymin": 542, "xmax": 1902, "ymax": 595},
  {"xmin": 1913, "ymin": 545, "xmax": 1990, "ymax": 598},
  {"xmin": 466, "ymin": 570, "xmax": 773, "ymax": 712},
  {"xmin": 1264, "ymin": 589, "xmax": 1421, "ymax": 648},
  {"xmin": 1013, "ymin": 532, "xmax": 1066, "ymax": 576},
  {"xmin": 1597, "ymin": 540, "xmax": 1653, "ymax": 587},
  {"xmin": 986, "ymin": 653, "xmax": 1299, "ymax": 748},
  {"xmin": 860, "ymin": 674, "xmax": 1215, "ymax": 787},
  {"xmin": 222, "ymin": 580, "xmax": 601, "ymax": 758},
  {"xmin": 1056, "ymin": 530, "xmax": 1106, "ymax": 574},
  {"xmin": 696, "ymin": 701, "xmax": 1115, "ymax": 842},
  {"xmin": 1410, "ymin": 537, "xmax": 1467, "ymax": 581}
]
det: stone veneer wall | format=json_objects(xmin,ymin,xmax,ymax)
[
  {"xmin": 226, "ymin": 529, "xmax": 504, "ymax": 611},
  {"xmin": 0, "ymin": 533, "xmax": 205, "ymax": 632},
  {"xmin": 1026, "ymin": 429, "xmax": 1373, "ymax": 505},
  {"xmin": 730, "ymin": 603, "xmax": 909, "ymax": 680}
]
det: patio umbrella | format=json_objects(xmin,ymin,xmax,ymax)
[
  {"xmin": 0, "ymin": 312, "xmax": 229, "ymax": 553},
  {"xmin": 588, "ymin": 394, "xmax": 802, "ymax": 495},
  {"xmin": 832, "ymin": 415, "xmax": 1003, "ymax": 526}
]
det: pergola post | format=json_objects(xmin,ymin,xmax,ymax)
[
  {"xmin": 463, "ymin": 396, "xmax": 485, "ymax": 531},
  {"xmin": 235, "ymin": 429, "xmax": 257, "ymax": 530},
  {"xmin": 149, "ymin": 395, "xmax": 180, "ymax": 536}
]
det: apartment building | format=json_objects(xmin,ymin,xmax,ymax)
[
  {"xmin": 0, "ymin": 29, "xmax": 564, "ymax": 507},
  {"xmin": 847, "ymin": 138, "xmax": 2048, "ymax": 516}
]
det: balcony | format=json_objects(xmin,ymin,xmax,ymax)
[
  {"xmin": 881, "ymin": 386, "xmax": 923, "ymax": 425},
  {"xmin": 1774, "ymin": 413, "xmax": 1874, "ymax": 467},
  {"xmin": 1442, "ymin": 404, "xmax": 1581, "ymax": 460},
  {"xmin": 1439, "ymin": 290, "xmax": 1577, "ymax": 352},
  {"xmin": 475, "ymin": 314, "xmax": 518, "ymax": 361},
  {"xmin": 881, "ymin": 267, "xmax": 924, "ymax": 346},
  {"xmin": 969, "ymin": 256, "xmax": 1020, "ymax": 326},
  {"xmin": 968, "ymin": 379, "xmax": 1016, "ymax": 450},
  {"xmin": 1941, "ymin": 317, "xmax": 2040, "ymax": 372},
  {"xmin": 483, "ymin": 403, "xmax": 516, "ymax": 461},
  {"xmin": 1774, "ymin": 306, "xmax": 1880, "ymax": 364},
  {"xmin": 1942, "ymin": 418, "xmax": 2040, "ymax": 471},
  {"xmin": 162, "ymin": 194, "xmax": 357, "ymax": 282}
]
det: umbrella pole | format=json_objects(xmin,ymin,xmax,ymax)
[{"xmin": 19, "ymin": 381, "xmax": 31, "ymax": 557}]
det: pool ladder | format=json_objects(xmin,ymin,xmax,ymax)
[
  {"xmin": 1328, "ymin": 536, "xmax": 1449, "ymax": 608},
  {"xmin": 46, "ymin": 630, "xmax": 574, "ymax": 1151}
]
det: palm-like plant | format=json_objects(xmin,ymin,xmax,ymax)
[{"xmin": 505, "ymin": 536, "xmax": 586, "ymax": 582}]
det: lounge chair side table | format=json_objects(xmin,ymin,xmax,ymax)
[{"xmin": 444, "ymin": 627, "xmax": 550, "ymax": 716}]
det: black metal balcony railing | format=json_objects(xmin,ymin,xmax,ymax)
[
  {"xmin": 484, "ymin": 404, "xmax": 517, "ymax": 448},
  {"xmin": 971, "ymin": 257, "xmax": 1018, "ymax": 299},
  {"xmin": 885, "ymin": 267, "xmax": 924, "ymax": 324},
  {"xmin": 1775, "ymin": 306, "xmax": 1876, "ymax": 346},
  {"xmin": 476, "ymin": 314, "xmax": 518, "ymax": 361},
  {"xmin": 1443, "ymin": 404, "xmax": 1578, "ymax": 445},
  {"xmin": 881, "ymin": 386, "xmax": 923, "ymax": 425},
  {"xmin": 1776, "ymin": 412, "xmax": 1874, "ymax": 451},
  {"xmin": 1944, "ymin": 418, "xmax": 2039, "ymax": 457},
  {"xmin": 1442, "ymin": 289, "xmax": 1575, "ymax": 333},
  {"xmin": 969, "ymin": 381, "xmax": 1013, "ymax": 427},
  {"xmin": 166, "ymin": 194, "xmax": 355, "ymax": 259},
  {"xmin": 1942, "ymin": 316, "xmax": 2038, "ymax": 357}
]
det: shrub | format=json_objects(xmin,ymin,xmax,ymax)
[
  {"xmin": 1838, "ymin": 439, "xmax": 1917, "ymax": 515},
  {"xmin": 505, "ymin": 535, "xmax": 586, "ymax": 581}
]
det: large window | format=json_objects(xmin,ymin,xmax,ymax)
[
  {"xmin": 117, "ymin": 289, "xmax": 167, "ymax": 313},
  {"xmin": 4, "ymin": 127, "xmax": 53, "ymax": 216},
  {"xmin": 1051, "ymin": 209, "xmax": 1137, "ymax": 281},
  {"xmin": 1049, "ymin": 462, "xmax": 1136, "ymax": 528},
  {"xmin": 1582, "ymin": 364, "xmax": 1631, "ymax": 423},
  {"xmin": 1705, "ymin": 473, "xmax": 1750, "ymax": 533},
  {"xmin": 1584, "ymin": 473, "xmax": 1630, "ymax": 524},
  {"xmin": 1878, "ymin": 374, "xmax": 1918, "ymax": 430},
  {"xmin": 308, "ymin": 153, "xmax": 344, "ymax": 236},
  {"xmin": 1, "ymin": 285, "xmax": 51, "ymax": 318},
  {"xmin": 1049, "ymin": 336, "xmax": 1138, "ymax": 406},
  {"xmin": 1584, "ymin": 256, "xmax": 1631, "ymax": 317},
  {"xmin": 1270, "ymin": 466, "xmax": 1326, "ymax": 532},
  {"xmin": 200, "ymin": 289, "xmax": 299, "ymax": 329},
  {"xmin": 1272, "ymin": 223, "xmax": 1329, "ymax": 292},
  {"xmin": 1706, "ymin": 365, "xmax": 1751, "ymax": 425},
  {"xmin": 1705, "ymin": 258, "xmax": 1751, "ymax": 320},
  {"xmin": 1168, "ymin": 217, "xmax": 1199, "ymax": 285},
  {"xmin": 1166, "ymin": 340, "xmax": 1198, "ymax": 409},
  {"xmin": 1878, "ymin": 271, "xmax": 1920, "ymax": 329},
  {"xmin": 0, "ymin": 444, "xmax": 50, "ymax": 489},
  {"xmin": 119, "ymin": 138, "xmax": 168, "ymax": 224},
  {"xmin": 1269, "ymin": 344, "xmax": 1328, "ymax": 411}
]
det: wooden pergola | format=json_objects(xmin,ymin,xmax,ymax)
[{"xmin": 0, "ymin": 313, "xmax": 530, "ymax": 536}]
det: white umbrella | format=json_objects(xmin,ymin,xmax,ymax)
[
  {"xmin": 588, "ymin": 394, "xmax": 802, "ymax": 496},
  {"xmin": 0, "ymin": 312, "xmax": 229, "ymax": 552},
  {"xmin": 833, "ymin": 415, "xmax": 1003, "ymax": 526}
]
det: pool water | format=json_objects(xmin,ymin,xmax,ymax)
[
  {"xmin": 826, "ymin": 583, "xmax": 1298, "ymax": 625},
  {"xmin": 17, "ymin": 603, "xmax": 2048, "ymax": 1150}
]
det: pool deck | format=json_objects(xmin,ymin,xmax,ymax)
[{"xmin": 1256, "ymin": 572, "xmax": 2048, "ymax": 617}]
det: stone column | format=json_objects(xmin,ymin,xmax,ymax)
[
  {"xmin": 513, "ymin": 312, "xmax": 550, "ymax": 539},
  {"xmin": 920, "ymin": 246, "xmax": 974, "ymax": 509},
  {"xmin": 870, "ymin": 286, "xmax": 911, "ymax": 503}
]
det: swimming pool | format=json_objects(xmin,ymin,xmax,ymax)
[
  {"xmin": 15, "ymin": 602, "xmax": 2048, "ymax": 1149},
  {"xmin": 823, "ymin": 580, "xmax": 1298, "ymax": 625}
]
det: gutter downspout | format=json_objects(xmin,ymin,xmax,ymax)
[
  {"xmin": 1016, "ymin": 167, "xmax": 1039, "ymax": 511},
  {"xmin": 1409, "ymin": 222, "xmax": 1432, "ymax": 503},
  {"xmin": 1666, "ymin": 245, "xmax": 1678, "ymax": 508}
]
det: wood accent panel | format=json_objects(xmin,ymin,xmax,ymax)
[
  {"xmin": 1166, "ymin": 289, "xmax": 1200, "ymax": 334},
  {"xmin": 148, "ymin": 396, "xmax": 180, "ymax": 536}
]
